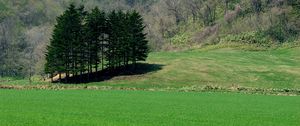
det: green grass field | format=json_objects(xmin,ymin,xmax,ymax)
[
  {"xmin": 87, "ymin": 45, "xmax": 300, "ymax": 89},
  {"xmin": 1, "ymin": 45, "xmax": 300, "ymax": 125},
  {"xmin": 1, "ymin": 90, "xmax": 300, "ymax": 126},
  {"xmin": 1, "ymin": 45, "xmax": 300, "ymax": 90}
]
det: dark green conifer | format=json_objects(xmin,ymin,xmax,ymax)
[{"xmin": 127, "ymin": 10, "xmax": 149, "ymax": 65}]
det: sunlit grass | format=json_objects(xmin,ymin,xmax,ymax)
[
  {"xmin": 89, "ymin": 46, "xmax": 300, "ymax": 89},
  {"xmin": 0, "ymin": 90, "xmax": 299, "ymax": 126},
  {"xmin": 1, "ymin": 45, "xmax": 300, "ymax": 90}
]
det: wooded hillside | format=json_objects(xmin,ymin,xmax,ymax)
[{"xmin": 0, "ymin": 0, "xmax": 299, "ymax": 77}]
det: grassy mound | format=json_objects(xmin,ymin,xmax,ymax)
[
  {"xmin": 89, "ymin": 45, "xmax": 300, "ymax": 90},
  {"xmin": 1, "ymin": 45, "xmax": 300, "ymax": 90}
]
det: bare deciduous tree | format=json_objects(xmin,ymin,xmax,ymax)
[
  {"xmin": 186, "ymin": 0, "xmax": 204, "ymax": 21},
  {"xmin": 165, "ymin": 0, "xmax": 184, "ymax": 25}
]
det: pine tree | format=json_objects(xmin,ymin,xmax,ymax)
[
  {"xmin": 46, "ymin": 4, "xmax": 149, "ymax": 83},
  {"xmin": 44, "ymin": 46, "xmax": 56, "ymax": 82},
  {"xmin": 127, "ymin": 10, "xmax": 149, "ymax": 65},
  {"xmin": 85, "ymin": 7, "xmax": 106, "ymax": 80},
  {"xmin": 45, "ymin": 12, "xmax": 68, "ymax": 82},
  {"xmin": 123, "ymin": 12, "xmax": 131, "ymax": 66},
  {"xmin": 107, "ymin": 10, "xmax": 119, "ymax": 69},
  {"xmin": 76, "ymin": 5, "xmax": 87, "ymax": 82},
  {"xmin": 116, "ymin": 10, "xmax": 127, "ymax": 68},
  {"xmin": 45, "ymin": 3, "xmax": 85, "ymax": 83},
  {"xmin": 63, "ymin": 4, "xmax": 85, "ymax": 82}
]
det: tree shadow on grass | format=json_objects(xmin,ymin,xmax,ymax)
[{"xmin": 57, "ymin": 63, "xmax": 164, "ymax": 84}]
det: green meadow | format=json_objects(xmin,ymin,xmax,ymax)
[
  {"xmin": 1, "ymin": 45, "xmax": 300, "ymax": 125},
  {"xmin": 0, "ymin": 90, "xmax": 299, "ymax": 126},
  {"xmin": 74, "ymin": 45, "xmax": 300, "ymax": 89},
  {"xmin": 2, "ymin": 45, "xmax": 300, "ymax": 90},
  {"xmin": 1, "ymin": 1, "xmax": 300, "ymax": 125}
]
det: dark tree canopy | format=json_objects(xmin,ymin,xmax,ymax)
[{"xmin": 45, "ymin": 4, "xmax": 149, "ymax": 83}]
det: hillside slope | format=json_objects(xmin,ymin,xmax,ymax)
[
  {"xmin": 1, "ymin": 45, "xmax": 300, "ymax": 90},
  {"xmin": 0, "ymin": 0, "xmax": 299, "ymax": 77},
  {"xmin": 83, "ymin": 45, "xmax": 300, "ymax": 90}
]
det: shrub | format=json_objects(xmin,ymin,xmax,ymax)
[
  {"xmin": 265, "ymin": 24, "xmax": 298, "ymax": 43},
  {"xmin": 170, "ymin": 33, "xmax": 191, "ymax": 45},
  {"xmin": 266, "ymin": 24, "xmax": 285, "ymax": 43},
  {"xmin": 220, "ymin": 31, "xmax": 272, "ymax": 46}
]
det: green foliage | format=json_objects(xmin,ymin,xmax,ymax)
[
  {"xmin": 220, "ymin": 31, "xmax": 272, "ymax": 46},
  {"xmin": 170, "ymin": 33, "xmax": 191, "ymax": 46},
  {"xmin": 266, "ymin": 24, "xmax": 287, "ymax": 43},
  {"xmin": 127, "ymin": 10, "xmax": 149, "ymax": 62},
  {"xmin": 45, "ymin": 3, "xmax": 85, "ymax": 81},
  {"xmin": 85, "ymin": 7, "xmax": 106, "ymax": 72},
  {"xmin": 168, "ymin": 20, "xmax": 203, "ymax": 48},
  {"xmin": 227, "ymin": 0, "xmax": 241, "ymax": 10},
  {"xmin": 266, "ymin": 23, "xmax": 298, "ymax": 43},
  {"xmin": 0, "ymin": 1, "xmax": 11, "ymax": 21},
  {"xmin": 45, "ymin": 4, "xmax": 149, "ymax": 83},
  {"xmin": 203, "ymin": 2, "xmax": 217, "ymax": 26}
]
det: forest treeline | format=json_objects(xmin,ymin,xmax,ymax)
[
  {"xmin": 45, "ymin": 4, "xmax": 148, "ymax": 83},
  {"xmin": 0, "ymin": 0, "xmax": 299, "ymax": 78}
]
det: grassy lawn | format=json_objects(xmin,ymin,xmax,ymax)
[
  {"xmin": 0, "ymin": 90, "xmax": 299, "ymax": 126},
  {"xmin": 87, "ymin": 46, "xmax": 300, "ymax": 89},
  {"xmin": 1, "ymin": 45, "xmax": 300, "ymax": 90}
]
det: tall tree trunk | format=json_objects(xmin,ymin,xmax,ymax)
[
  {"xmin": 59, "ymin": 73, "xmax": 61, "ymax": 83},
  {"xmin": 66, "ymin": 71, "xmax": 69, "ymax": 83},
  {"xmin": 101, "ymin": 40, "xmax": 104, "ymax": 70},
  {"xmin": 51, "ymin": 74, "xmax": 53, "ymax": 83}
]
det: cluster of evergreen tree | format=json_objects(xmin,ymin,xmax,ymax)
[{"xmin": 45, "ymin": 4, "xmax": 148, "ymax": 83}]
